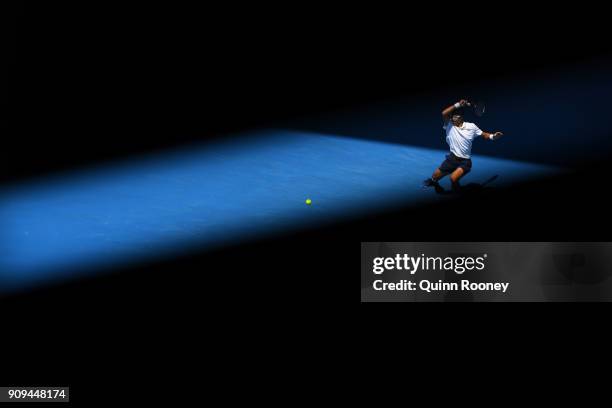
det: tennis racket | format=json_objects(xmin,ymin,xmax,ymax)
[{"xmin": 466, "ymin": 101, "xmax": 486, "ymax": 117}]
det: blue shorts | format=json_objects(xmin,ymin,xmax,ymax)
[{"xmin": 439, "ymin": 153, "xmax": 472, "ymax": 175}]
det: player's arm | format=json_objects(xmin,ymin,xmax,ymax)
[
  {"xmin": 482, "ymin": 131, "xmax": 504, "ymax": 141},
  {"xmin": 442, "ymin": 99, "xmax": 468, "ymax": 122}
]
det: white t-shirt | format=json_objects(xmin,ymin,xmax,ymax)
[{"xmin": 443, "ymin": 121, "xmax": 483, "ymax": 159}]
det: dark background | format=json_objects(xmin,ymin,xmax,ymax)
[
  {"xmin": 7, "ymin": 3, "xmax": 612, "ymax": 182},
  {"xmin": 4, "ymin": 2, "xmax": 612, "ymax": 403}
]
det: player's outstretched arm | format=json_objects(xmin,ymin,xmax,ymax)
[
  {"xmin": 442, "ymin": 99, "xmax": 468, "ymax": 122},
  {"xmin": 483, "ymin": 131, "xmax": 504, "ymax": 140}
]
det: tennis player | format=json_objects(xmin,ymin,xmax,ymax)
[{"xmin": 423, "ymin": 99, "xmax": 504, "ymax": 192}]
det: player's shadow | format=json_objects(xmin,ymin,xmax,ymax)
[{"xmin": 434, "ymin": 175, "xmax": 498, "ymax": 196}]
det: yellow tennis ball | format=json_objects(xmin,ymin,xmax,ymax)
[{"xmin": 305, "ymin": 199, "xmax": 312, "ymax": 205}]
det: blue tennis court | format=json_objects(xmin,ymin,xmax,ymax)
[{"xmin": 0, "ymin": 130, "xmax": 562, "ymax": 292}]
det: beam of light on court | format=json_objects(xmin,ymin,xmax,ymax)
[{"xmin": 0, "ymin": 130, "xmax": 563, "ymax": 292}]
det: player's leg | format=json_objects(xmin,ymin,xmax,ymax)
[
  {"xmin": 432, "ymin": 168, "xmax": 446, "ymax": 182},
  {"xmin": 423, "ymin": 168, "xmax": 445, "ymax": 186},
  {"xmin": 449, "ymin": 159, "xmax": 472, "ymax": 192},
  {"xmin": 423, "ymin": 156, "xmax": 453, "ymax": 187},
  {"xmin": 449, "ymin": 167, "xmax": 465, "ymax": 192}
]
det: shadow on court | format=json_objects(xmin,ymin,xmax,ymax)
[{"xmin": 434, "ymin": 175, "xmax": 499, "ymax": 196}]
